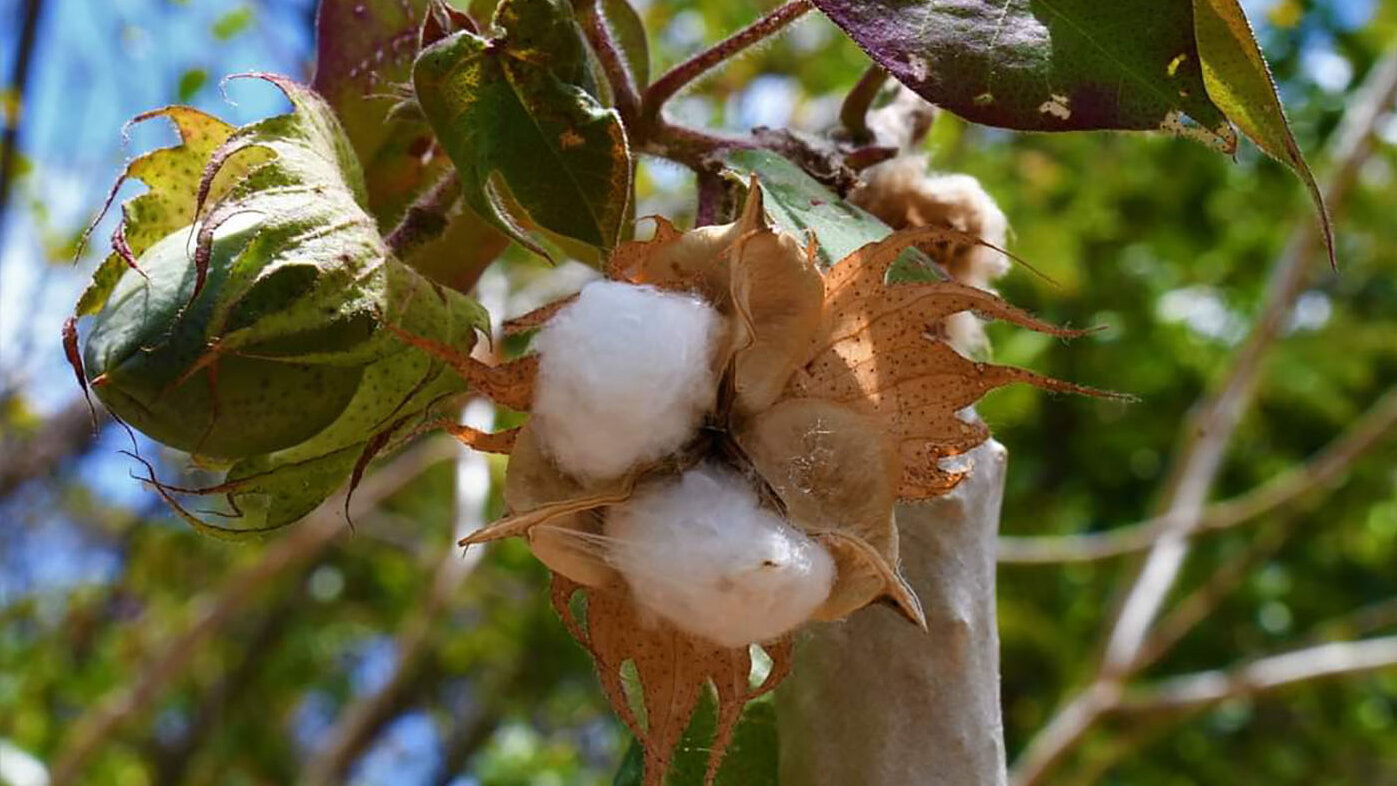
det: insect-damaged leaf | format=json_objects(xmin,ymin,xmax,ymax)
[
  {"xmin": 1191, "ymin": 0, "xmax": 1334, "ymax": 266},
  {"xmin": 811, "ymin": 0, "xmax": 1237, "ymax": 149},
  {"xmin": 77, "ymin": 106, "xmax": 268, "ymax": 316},
  {"xmin": 413, "ymin": 0, "xmax": 632, "ymax": 254}
]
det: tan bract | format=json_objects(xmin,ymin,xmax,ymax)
[{"xmin": 851, "ymin": 156, "xmax": 1013, "ymax": 357}]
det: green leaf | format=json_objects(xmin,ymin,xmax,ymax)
[
  {"xmin": 413, "ymin": 0, "xmax": 632, "ymax": 253},
  {"xmin": 613, "ymin": 692, "xmax": 778, "ymax": 786},
  {"xmin": 1191, "ymin": 0, "xmax": 1333, "ymax": 266},
  {"xmin": 812, "ymin": 0, "xmax": 1238, "ymax": 151},
  {"xmin": 212, "ymin": 5, "xmax": 254, "ymax": 41},
  {"xmin": 177, "ymin": 68, "xmax": 208, "ymax": 102},
  {"xmin": 724, "ymin": 149, "xmax": 891, "ymax": 267}
]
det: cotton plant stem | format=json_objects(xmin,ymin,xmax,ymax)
[
  {"xmin": 573, "ymin": 0, "xmax": 641, "ymax": 127},
  {"xmin": 640, "ymin": 1, "xmax": 812, "ymax": 127},
  {"xmin": 997, "ymin": 384, "xmax": 1397, "ymax": 564},
  {"xmin": 47, "ymin": 440, "xmax": 457, "ymax": 786},
  {"xmin": 838, "ymin": 63, "xmax": 888, "ymax": 142},
  {"xmin": 778, "ymin": 439, "xmax": 1010, "ymax": 786},
  {"xmin": 1008, "ymin": 49, "xmax": 1397, "ymax": 786}
]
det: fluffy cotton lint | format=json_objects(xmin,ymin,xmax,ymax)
[
  {"xmin": 605, "ymin": 465, "xmax": 836, "ymax": 648},
  {"xmin": 531, "ymin": 280, "xmax": 722, "ymax": 481}
]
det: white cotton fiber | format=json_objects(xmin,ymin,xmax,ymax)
[
  {"xmin": 531, "ymin": 280, "xmax": 723, "ymax": 481},
  {"xmin": 605, "ymin": 465, "xmax": 836, "ymax": 648}
]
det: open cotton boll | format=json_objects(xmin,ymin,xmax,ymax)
[
  {"xmin": 605, "ymin": 465, "xmax": 836, "ymax": 648},
  {"xmin": 531, "ymin": 280, "xmax": 723, "ymax": 481}
]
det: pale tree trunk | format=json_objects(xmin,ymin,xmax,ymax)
[{"xmin": 778, "ymin": 438, "xmax": 1009, "ymax": 786}]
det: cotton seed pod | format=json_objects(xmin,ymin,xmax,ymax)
[
  {"xmin": 409, "ymin": 182, "xmax": 1120, "ymax": 785},
  {"xmin": 83, "ymin": 217, "xmax": 363, "ymax": 460}
]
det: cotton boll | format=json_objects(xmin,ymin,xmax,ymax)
[
  {"xmin": 531, "ymin": 280, "xmax": 723, "ymax": 481},
  {"xmin": 605, "ymin": 465, "xmax": 836, "ymax": 648}
]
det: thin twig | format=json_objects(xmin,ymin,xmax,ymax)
[
  {"xmin": 838, "ymin": 63, "xmax": 887, "ymax": 143},
  {"xmin": 47, "ymin": 439, "xmax": 457, "ymax": 786},
  {"xmin": 997, "ymin": 385, "xmax": 1397, "ymax": 564},
  {"xmin": 1118, "ymin": 637, "xmax": 1397, "ymax": 712},
  {"xmin": 573, "ymin": 0, "xmax": 641, "ymax": 128},
  {"xmin": 641, "ymin": 121, "xmax": 757, "ymax": 172},
  {"xmin": 0, "ymin": 0, "xmax": 43, "ymax": 253},
  {"xmin": 1132, "ymin": 516, "xmax": 1300, "ymax": 673},
  {"xmin": 640, "ymin": 0, "xmax": 811, "ymax": 126},
  {"xmin": 1101, "ymin": 46, "xmax": 1397, "ymax": 678}
]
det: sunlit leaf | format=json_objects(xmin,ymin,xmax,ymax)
[{"xmin": 1191, "ymin": 0, "xmax": 1333, "ymax": 266}]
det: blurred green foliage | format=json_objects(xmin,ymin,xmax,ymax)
[{"xmin": 2, "ymin": 1, "xmax": 1395, "ymax": 785}]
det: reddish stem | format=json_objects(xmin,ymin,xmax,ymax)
[{"xmin": 641, "ymin": 1, "xmax": 812, "ymax": 129}]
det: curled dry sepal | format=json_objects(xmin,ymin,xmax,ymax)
[
  {"xmin": 64, "ymin": 76, "xmax": 488, "ymax": 538},
  {"xmin": 398, "ymin": 183, "xmax": 1123, "ymax": 784}
]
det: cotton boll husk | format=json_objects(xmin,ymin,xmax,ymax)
[
  {"xmin": 605, "ymin": 465, "xmax": 836, "ymax": 648},
  {"xmin": 530, "ymin": 280, "xmax": 723, "ymax": 482}
]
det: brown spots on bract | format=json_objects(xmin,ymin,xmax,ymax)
[
  {"xmin": 383, "ymin": 321, "xmax": 538, "ymax": 411},
  {"xmin": 501, "ymin": 293, "xmax": 577, "ymax": 336},
  {"xmin": 552, "ymin": 574, "xmax": 793, "ymax": 786},
  {"xmin": 795, "ymin": 227, "xmax": 1119, "ymax": 499},
  {"xmin": 435, "ymin": 421, "xmax": 519, "ymax": 454}
]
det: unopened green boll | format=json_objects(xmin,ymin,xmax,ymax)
[{"xmin": 83, "ymin": 216, "xmax": 363, "ymax": 460}]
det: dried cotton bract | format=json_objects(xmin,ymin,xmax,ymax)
[
  {"xmin": 404, "ymin": 181, "xmax": 1118, "ymax": 785},
  {"xmin": 852, "ymin": 156, "xmax": 1012, "ymax": 357},
  {"xmin": 531, "ymin": 280, "xmax": 722, "ymax": 481},
  {"xmin": 606, "ymin": 464, "xmax": 836, "ymax": 648}
]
